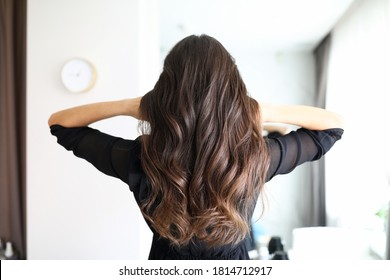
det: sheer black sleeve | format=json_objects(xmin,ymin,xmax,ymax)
[
  {"xmin": 50, "ymin": 125, "xmax": 142, "ymax": 188},
  {"xmin": 265, "ymin": 128, "xmax": 343, "ymax": 182}
]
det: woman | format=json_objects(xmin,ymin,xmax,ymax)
[{"xmin": 49, "ymin": 34, "xmax": 344, "ymax": 259}]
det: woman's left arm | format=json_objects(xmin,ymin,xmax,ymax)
[{"xmin": 48, "ymin": 97, "xmax": 142, "ymax": 127}]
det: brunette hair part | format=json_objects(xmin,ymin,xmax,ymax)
[{"xmin": 139, "ymin": 34, "xmax": 269, "ymax": 247}]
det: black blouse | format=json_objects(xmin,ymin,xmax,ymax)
[{"xmin": 50, "ymin": 125, "xmax": 343, "ymax": 260}]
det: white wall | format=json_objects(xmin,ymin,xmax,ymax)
[
  {"xmin": 325, "ymin": 0, "xmax": 390, "ymax": 258},
  {"xmin": 326, "ymin": 0, "xmax": 390, "ymax": 227},
  {"xmin": 27, "ymin": 0, "xmax": 160, "ymax": 259}
]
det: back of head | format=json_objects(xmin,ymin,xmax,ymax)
[{"xmin": 139, "ymin": 34, "xmax": 269, "ymax": 247}]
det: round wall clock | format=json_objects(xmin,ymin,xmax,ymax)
[{"xmin": 61, "ymin": 58, "xmax": 97, "ymax": 93}]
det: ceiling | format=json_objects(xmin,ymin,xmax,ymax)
[{"xmin": 160, "ymin": 0, "xmax": 358, "ymax": 53}]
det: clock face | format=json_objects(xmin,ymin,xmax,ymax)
[{"xmin": 61, "ymin": 58, "xmax": 96, "ymax": 93}]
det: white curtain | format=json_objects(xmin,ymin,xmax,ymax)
[{"xmin": 325, "ymin": 0, "xmax": 390, "ymax": 257}]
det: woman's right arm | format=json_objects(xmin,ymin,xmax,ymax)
[
  {"xmin": 260, "ymin": 103, "xmax": 345, "ymax": 130},
  {"xmin": 261, "ymin": 103, "xmax": 344, "ymax": 181}
]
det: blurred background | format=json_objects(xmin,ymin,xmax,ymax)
[{"xmin": 1, "ymin": 0, "xmax": 389, "ymax": 260}]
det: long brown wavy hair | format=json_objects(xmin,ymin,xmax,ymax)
[{"xmin": 139, "ymin": 34, "xmax": 269, "ymax": 247}]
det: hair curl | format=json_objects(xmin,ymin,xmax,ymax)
[{"xmin": 139, "ymin": 34, "xmax": 269, "ymax": 247}]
